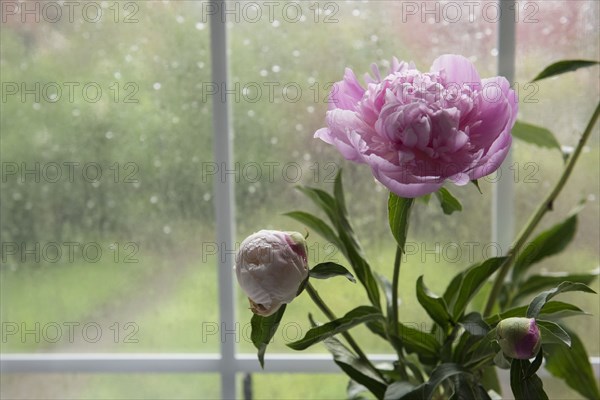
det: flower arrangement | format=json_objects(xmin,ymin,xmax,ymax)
[{"xmin": 235, "ymin": 55, "xmax": 599, "ymax": 399}]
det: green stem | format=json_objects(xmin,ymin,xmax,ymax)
[
  {"xmin": 483, "ymin": 101, "xmax": 600, "ymax": 317},
  {"xmin": 305, "ymin": 282, "xmax": 385, "ymax": 380},
  {"xmin": 391, "ymin": 245, "xmax": 402, "ymax": 339}
]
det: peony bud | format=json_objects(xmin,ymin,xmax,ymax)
[
  {"xmin": 235, "ymin": 230, "xmax": 309, "ymax": 316},
  {"xmin": 496, "ymin": 317, "xmax": 542, "ymax": 359}
]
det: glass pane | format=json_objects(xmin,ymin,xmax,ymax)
[
  {"xmin": 1, "ymin": 1, "xmax": 218, "ymax": 352},
  {"xmin": 0, "ymin": 373, "xmax": 219, "ymax": 400},
  {"xmin": 514, "ymin": 0, "xmax": 599, "ymax": 355},
  {"xmin": 238, "ymin": 373, "xmax": 349, "ymax": 399},
  {"xmin": 230, "ymin": 0, "xmax": 500, "ymax": 354}
]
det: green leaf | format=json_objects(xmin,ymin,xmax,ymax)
[
  {"xmin": 384, "ymin": 382, "xmax": 415, "ymax": 400},
  {"xmin": 460, "ymin": 312, "xmax": 490, "ymax": 337},
  {"xmin": 283, "ymin": 211, "xmax": 342, "ymax": 250},
  {"xmin": 296, "ymin": 186, "xmax": 339, "ymax": 227},
  {"xmin": 336, "ymin": 231, "xmax": 382, "ymax": 309},
  {"xmin": 451, "ymin": 257, "xmax": 506, "ymax": 319},
  {"xmin": 396, "ymin": 322, "xmax": 441, "ymax": 359},
  {"xmin": 513, "ymin": 214, "xmax": 578, "ymax": 281},
  {"xmin": 526, "ymin": 281, "xmax": 596, "ymax": 318},
  {"xmin": 485, "ymin": 301, "xmax": 586, "ymax": 325},
  {"xmin": 544, "ymin": 329, "xmax": 600, "ymax": 400},
  {"xmin": 323, "ymin": 336, "xmax": 387, "ymax": 399},
  {"xmin": 400, "ymin": 363, "xmax": 469, "ymax": 400},
  {"xmin": 531, "ymin": 59, "xmax": 599, "ymax": 82},
  {"xmin": 416, "ymin": 276, "xmax": 454, "ymax": 330},
  {"xmin": 375, "ymin": 273, "xmax": 394, "ymax": 330},
  {"xmin": 525, "ymin": 348, "xmax": 544, "ymax": 378},
  {"xmin": 511, "ymin": 121, "xmax": 561, "ymax": 152},
  {"xmin": 513, "ymin": 270, "xmax": 598, "ymax": 303},
  {"xmin": 471, "ymin": 179, "xmax": 483, "ymax": 194},
  {"xmin": 250, "ymin": 304, "xmax": 287, "ymax": 368},
  {"xmin": 333, "ymin": 170, "xmax": 348, "ymax": 219},
  {"xmin": 294, "ymin": 180, "xmax": 381, "ymax": 310},
  {"xmin": 309, "ymin": 314, "xmax": 387, "ymax": 400},
  {"xmin": 388, "ymin": 193, "xmax": 414, "ymax": 250},
  {"xmin": 434, "ymin": 187, "xmax": 463, "ymax": 215},
  {"xmin": 510, "ymin": 358, "xmax": 549, "ymax": 400},
  {"xmin": 309, "ymin": 262, "xmax": 356, "ymax": 283},
  {"xmin": 287, "ymin": 306, "xmax": 383, "ymax": 350},
  {"xmin": 536, "ymin": 320, "xmax": 571, "ymax": 347},
  {"xmin": 450, "ymin": 376, "xmax": 492, "ymax": 400}
]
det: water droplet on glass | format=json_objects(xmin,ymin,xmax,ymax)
[
  {"xmin": 559, "ymin": 16, "xmax": 568, "ymax": 24},
  {"xmin": 196, "ymin": 22, "xmax": 206, "ymax": 30},
  {"xmin": 270, "ymin": 137, "xmax": 278, "ymax": 145},
  {"xmin": 295, "ymin": 124, "xmax": 303, "ymax": 131},
  {"xmin": 247, "ymin": 110, "xmax": 255, "ymax": 117},
  {"xmin": 352, "ymin": 9, "xmax": 360, "ymax": 16},
  {"xmin": 248, "ymin": 185, "xmax": 256, "ymax": 194},
  {"xmin": 86, "ymin": 200, "xmax": 95, "ymax": 209},
  {"xmin": 153, "ymin": 82, "xmax": 162, "ymax": 90},
  {"xmin": 176, "ymin": 15, "xmax": 184, "ymax": 23},
  {"xmin": 33, "ymin": 103, "xmax": 41, "ymax": 111},
  {"xmin": 12, "ymin": 192, "xmax": 22, "ymax": 201},
  {"xmin": 306, "ymin": 106, "xmax": 315, "ymax": 113},
  {"xmin": 105, "ymin": 131, "xmax": 114, "ymax": 139},
  {"xmin": 163, "ymin": 225, "xmax": 172, "ymax": 234},
  {"xmin": 203, "ymin": 193, "xmax": 211, "ymax": 202},
  {"xmin": 292, "ymin": 50, "xmax": 300, "ymax": 57},
  {"xmin": 272, "ymin": 20, "xmax": 280, "ymax": 27},
  {"xmin": 125, "ymin": 54, "xmax": 133, "ymax": 63},
  {"xmin": 114, "ymin": 71, "xmax": 122, "ymax": 79},
  {"xmin": 150, "ymin": 195, "xmax": 159, "ymax": 204},
  {"xmin": 303, "ymin": 153, "xmax": 311, "ymax": 161},
  {"xmin": 272, "ymin": 65, "xmax": 281, "ymax": 73},
  {"xmin": 259, "ymin": 69, "xmax": 268, "ymax": 77},
  {"xmin": 172, "ymin": 116, "xmax": 180, "ymax": 124},
  {"xmin": 72, "ymin": 109, "xmax": 80, "ymax": 117},
  {"xmin": 490, "ymin": 48, "xmax": 499, "ymax": 57}
]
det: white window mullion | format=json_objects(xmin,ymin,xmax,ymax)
[
  {"xmin": 493, "ymin": 0, "xmax": 516, "ymax": 254},
  {"xmin": 209, "ymin": 0, "xmax": 237, "ymax": 398}
]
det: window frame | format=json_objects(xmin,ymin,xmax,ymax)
[{"xmin": 1, "ymin": 1, "xmax": 598, "ymax": 399}]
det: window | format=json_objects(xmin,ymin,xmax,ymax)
[{"xmin": 1, "ymin": 1, "xmax": 598, "ymax": 399}]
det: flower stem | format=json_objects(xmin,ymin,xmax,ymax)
[
  {"xmin": 305, "ymin": 282, "xmax": 384, "ymax": 380},
  {"xmin": 391, "ymin": 245, "xmax": 402, "ymax": 338},
  {"xmin": 483, "ymin": 101, "xmax": 600, "ymax": 317}
]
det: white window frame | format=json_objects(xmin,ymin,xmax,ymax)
[{"xmin": 1, "ymin": 1, "xmax": 598, "ymax": 399}]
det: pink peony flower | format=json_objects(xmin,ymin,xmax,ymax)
[
  {"xmin": 496, "ymin": 317, "xmax": 542, "ymax": 359},
  {"xmin": 315, "ymin": 54, "xmax": 517, "ymax": 198},
  {"xmin": 235, "ymin": 230, "xmax": 308, "ymax": 316}
]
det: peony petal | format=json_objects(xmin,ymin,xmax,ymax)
[
  {"xmin": 431, "ymin": 54, "xmax": 481, "ymax": 88},
  {"xmin": 330, "ymin": 68, "xmax": 365, "ymax": 110}
]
